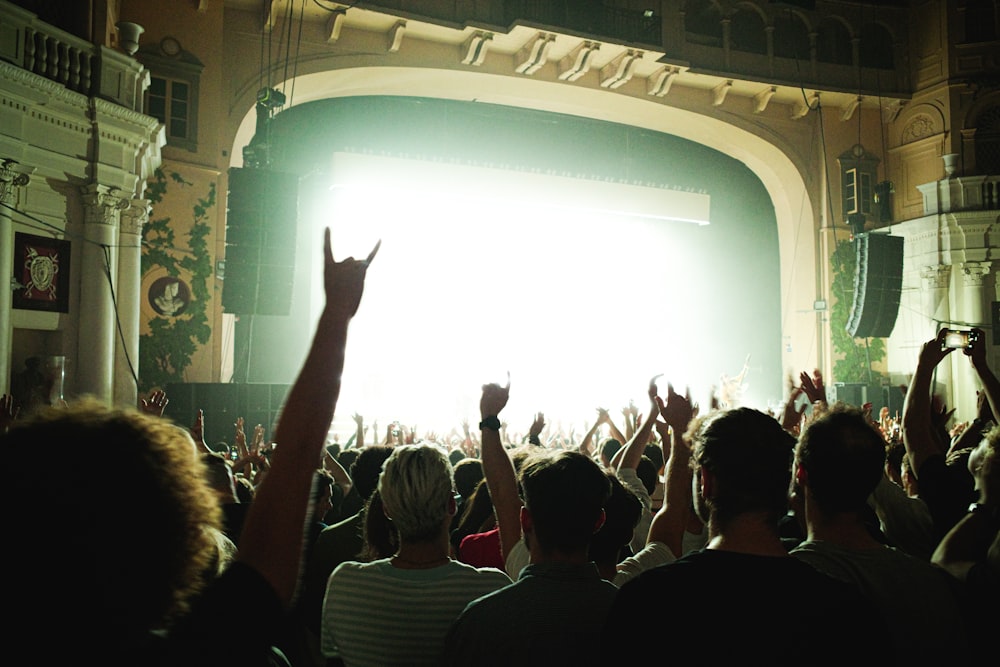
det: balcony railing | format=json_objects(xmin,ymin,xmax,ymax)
[{"xmin": 0, "ymin": 0, "xmax": 147, "ymax": 112}]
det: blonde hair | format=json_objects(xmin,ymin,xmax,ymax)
[{"xmin": 378, "ymin": 444, "xmax": 454, "ymax": 542}]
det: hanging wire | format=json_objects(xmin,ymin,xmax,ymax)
[
  {"xmin": 289, "ymin": 0, "xmax": 306, "ymax": 107},
  {"xmin": 102, "ymin": 244, "xmax": 141, "ymax": 389}
]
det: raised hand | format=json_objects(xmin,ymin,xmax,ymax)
[
  {"xmin": 529, "ymin": 412, "xmax": 545, "ymax": 438},
  {"xmin": 480, "ymin": 373, "xmax": 511, "ymax": 419},
  {"xmin": 234, "ymin": 417, "xmax": 249, "ymax": 459},
  {"xmin": 190, "ymin": 409, "xmax": 210, "ymax": 454},
  {"xmin": 323, "ymin": 227, "xmax": 379, "ymax": 319},
  {"xmin": 658, "ymin": 383, "xmax": 697, "ymax": 434},
  {"xmin": 139, "ymin": 389, "xmax": 169, "ymax": 417},
  {"xmin": 799, "ymin": 369, "xmax": 827, "ymax": 405},
  {"xmin": 0, "ymin": 394, "xmax": 19, "ymax": 433}
]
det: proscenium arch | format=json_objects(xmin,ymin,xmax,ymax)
[{"xmin": 228, "ymin": 65, "xmax": 820, "ymax": 394}]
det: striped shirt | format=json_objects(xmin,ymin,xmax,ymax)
[{"xmin": 321, "ymin": 558, "xmax": 512, "ymax": 666}]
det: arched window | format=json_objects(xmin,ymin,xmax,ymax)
[
  {"xmin": 684, "ymin": 0, "xmax": 723, "ymax": 46},
  {"xmin": 816, "ymin": 17, "xmax": 852, "ymax": 66},
  {"xmin": 975, "ymin": 106, "xmax": 1000, "ymax": 175},
  {"xmin": 730, "ymin": 7, "xmax": 767, "ymax": 54},
  {"xmin": 859, "ymin": 23, "xmax": 893, "ymax": 69},
  {"xmin": 773, "ymin": 11, "xmax": 810, "ymax": 60}
]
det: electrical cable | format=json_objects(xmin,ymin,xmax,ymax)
[{"xmin": 101, "ymin": 244, "xmax": 141, "ymax": 389}]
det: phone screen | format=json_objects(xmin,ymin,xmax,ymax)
[{"xmin": 944, "ymin": 331, "xmax": 970, "ymax": 349}]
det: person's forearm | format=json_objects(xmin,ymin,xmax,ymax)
[
  {"xmin": 901, "ymin": 361, "xmax": 936, "ymax": 473},
  {"xmin": 617, "ymin": 413, "xmax": 656, "ymax": 472},
  {"xmin": 480, "ymin": 424, "xmax": 521, "ymax": 562},
  {"xmin": 237, "ymin": 307, "xmax": 350, "ymax": 605},
  {"xmin": 972, "ymin": 357, "xmax": 1000, "ymax": 426},
  {"xmin": 647, "ymin": 431, "xmax": 692, "ymax": 557}
]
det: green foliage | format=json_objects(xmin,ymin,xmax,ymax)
[
  {"xmin": 138, "ymin": 168, "xmax": 215, "ymax": 391},
  {"xmin": 830, "ymin": 238, "xmax": 888, "ymax": 385}
]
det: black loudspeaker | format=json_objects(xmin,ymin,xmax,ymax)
[
  {"xmin": 846, "ymin": 233, "xmax": 904, "ymax": 338},
  {"xmin": 222, "ymin": 168, "xmax": 300, "ymax": 315},
  {"xmin": 829, "ymin": 382, "xmax": 867, "ymax": 407},
  {"xmin": 163, "ymin": 382, "xmax": 291, "ymax": 447}
]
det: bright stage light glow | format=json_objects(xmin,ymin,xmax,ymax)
[{"xmin": 309, "ymin": 152, "xmax": 720, "ymax": 441}]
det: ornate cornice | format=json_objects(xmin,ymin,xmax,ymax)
[
  {"xmin": 92, "ymin": 97, "xmax": 162, "ymax": 134},
  {"xmin": 81, "ymin": 184, "xmax": 131, "ymax": 227},
  {"xmin": 961, "ymin": 261, "xmax": 991, "ymax": 288},
  {"xmin": 0, "ymin": 61, "xmax": 89, "ymax": 111},
  {"xmin": 119, "ymin": 198, "xmax": 150, "ymax": 235}
]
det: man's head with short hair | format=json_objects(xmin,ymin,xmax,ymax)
[
  {"xmin": 796, "ymin": 406, "xmax": 886, "ymax": 515},
  {"xmin": 378, "ymin": 444, "xmax": 455, "ymax": 542},
  {"xmin": 600, "ymin": 438, "xmax": 622, "ymax": 468},
  {"xmin": 589, "ymin": 472, "xmax": 642, "ymax": 566},
  {"xmin": 689, "ymin": 408, "xmax": 796, "ymax": 528},
  {"xmin": 453, "ymin": 457, "xmax": 484, "ymax": 499},
  {"xmin": 518, "ymin": 450, "xmax": 611, "ymax": 555}
]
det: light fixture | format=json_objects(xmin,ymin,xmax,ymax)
[{"xmin": 115, "ymin": 22, "xmax": 144, "ymax": 56}]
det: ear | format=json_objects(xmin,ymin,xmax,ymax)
[
  {"xmin": 519, "ymin": 506, "xmax": 533, "ymax": 535},
  {"xmin": 795, "ymin": 463, "xmax": 808, "ymax": 488},
  {"xmin": 699, "ymin": 467, "xmax": 714, "ymax": 500},
  {"xmin": 592, "ymin": 509, "xmax": 606, "ymax": 534},
  {"xmin": 447, "ymin": 495, "xmax": 457, "ymax": 517}
]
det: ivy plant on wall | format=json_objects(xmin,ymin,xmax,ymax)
[
  {"xmin": 139, "ymin": 168, "xmax": 215, "ymax": 391},
  {"xmin": 830, "ymin": 237, "xmax": 888, "ymax": 386}
]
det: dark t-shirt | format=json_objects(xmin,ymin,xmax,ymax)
[
  {"xmin": 603, "ymin": 549, "xmax": 890, "ymax": 666},
  {"xmin": 916, "ymin": 455, "xmax": 976, "ymax": 541}
]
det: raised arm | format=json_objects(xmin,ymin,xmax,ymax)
[
  {"xmin": 613, "ymin": 375, "xmax": 661, "ymax": 473},
  {"xmin": 646, "ymin": 384, "xmax": 696, "ymax": 558},
  {"xmin": 966, "ymin": 328, "xmax": 1000, "ymax": 426},
  {"xmin": 902, "ymin": 329, "xmax": 953, "ymax": 475},
  {"xmin": 236, "ymin": 228, "xmax": 377, "ymax": 606},
  {"xmin": 479, "ymin": 377, "xmax": 521, "ymax": 563}
]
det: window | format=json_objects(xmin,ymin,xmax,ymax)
[
  {"xmin": 148, "ymin": 77, "xmax": 191, "ymax": 142},
  {"xmin": 138, "ymin": 40, "xmax": 203, "ymax": 152},
  {"xmin": 838, "ymin": 144, "xmax": 881, "ymax": 224}
]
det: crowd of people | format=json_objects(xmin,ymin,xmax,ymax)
[{"xmin": 1, "ymin": 228, "xmax": 997, "ymax": 666}]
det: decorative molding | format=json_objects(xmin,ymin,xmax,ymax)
[
  {"xmin": 559, "ymin": 42, "xmax": 599, "ymax": 82},
  {"xmin": 961, "ymin": 261, "xmax": 990, "ymax": 287},
  {"xmin": 792, "ymin": 93, "xmax": 820, "ymax": 119},
  {"xmin": 388, "ymin": 21, "xmax": 407, "ymax": 53},
  {"xmin": 920, "ymin": 264, "xmax": 951, "ymax": 290},
  {"xmin": 841, "ymin": 96, "xmax": 862, "ymax": 122},
  {"xmin": 882, "ymin": 99, "xmax": 907, "ymax": 124},
  {"xmin": 0, "ymin": 61, "xmax": 89, "ymax": 111},
  {"xmin": 600, "ymin": 50, "xmax": 642, "ymax": 90},
  {"xmin": 326, "ymin": 10, "xmax": 346, "ymax": 43},
  {"xmin": 119, "ymin": 198, "xmax": 151, "ymax": 235},
  {"xmin": 81, "ymin": 184, "xmax": 130, "ymax": 227},
  {"xmin": 711, "ymin": 80, "xmax": 733, "ymax": 106},
  {"xmin": 93, "ymin": 98, "xmax": 161, "ymax": 132},
  {"xmin": 647, "ymin": 66, "xmax": 679, "ymax": 97},
  {"xmin": 753, "ymin": 86, "xmax": 776, "ymax": 114},
  {"xmin": 901, "ymin": 114, "xmax": 936, "ymax": 144},
  {"xmin": 516, "ymin": 33, "xmax": 555, "ymax": 76},
  {"xmin": 461, "ymin": 32, "xmax": 493, "ymax": 67},
  {"xmin": 0, "ymin": 158, "xmax": 34, "ymax": 204}
]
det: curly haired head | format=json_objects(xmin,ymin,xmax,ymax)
[{"xmin": 1, "ymin": 398, "xmax": 221, "ymax": 644}]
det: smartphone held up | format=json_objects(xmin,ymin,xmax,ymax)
[{"xmin": 943, "ymin": 329, "xmax": 980, "ymax": 350}]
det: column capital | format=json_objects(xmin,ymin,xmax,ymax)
[
  {"xmin": 961, "ymin": 261, "xmax": 991, "ymax": 287},
  {"xmin": 920, "ymin": 264, "xmax": 951, "ymax": 289},
  {"xmin": 119, "ymin": 198, "xmax": 151, "ymax": 235},
  {"xmin": 0, "ymin": 159, "xmax": 35, "ymax": 204},
  {"xmin": 81, "ymin": 184, "xmax": 131, "ymax": 227}
]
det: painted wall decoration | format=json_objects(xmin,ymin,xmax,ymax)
[
  {"xmin": 148, "ymin": 276, "xmax": 191, "ymax": 317},
  {"xmin": 12, "ymin": 232, "xmax": 70, "ymax": 312}
]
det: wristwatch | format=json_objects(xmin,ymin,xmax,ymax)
[{"xmin": 479, "ymin": 416, "xmax": 501, "ymax": 431}]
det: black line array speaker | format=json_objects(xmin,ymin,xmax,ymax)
[
  {"xmin": 845, "ymin": 233, "xmax": 904, "ymax": 338},
  {"xmin": 222, "ymin": 168, "xmax": 300, "ymax": 316},
  {"xmin": 163, "ymin": 383, "xmax": 291, "ymax": 447}
]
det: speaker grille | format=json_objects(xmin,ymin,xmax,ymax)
[
  {"xmin": 846, "ymin": 233, "xmax": 904, "ymax": 338},
  {"xmin": 222, "ymin": 168, "xmax": 299, "ymax": 315}
]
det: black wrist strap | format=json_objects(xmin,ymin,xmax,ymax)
[{"xmin": 479, "ymin": 416, "xmax": 501, "ymax": 431}]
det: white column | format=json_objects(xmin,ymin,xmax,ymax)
[
  {"xmin": 955, "ymin": 262, "xmax": 991, "ymax": 418},
  {"xmin": 78, "ymin": 184, "xmax": 130, "ymax": 403},
  {"xmin": 921, "ymin": 264, "xmax": 953, "ymax": 395},
  {"xmin": 113, "ymin": 198, "xmax": 149, "ymax": 408},
  {"xmin": 0, "ymin": 159, "xmax": 34, "ymax": 395}
]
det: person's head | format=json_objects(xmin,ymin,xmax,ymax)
[
  {"xmin": 361, "ymin": 490, "xmax": 398, "ymax": 561},
  {"xmin": 795, "ymin": 406, "xmax": 886, "ymax": 516},
  {"xmin": 2, "ymin": 399, "xmax": 221, "ymax": 643},
  {"xmin": 689, "ymin": 408, "xmax": 796, "ymax": 529},
  {"xmin": 643, "ymin": 443, "xmax": 664, "ymax": 474},
  {"xmin": 234, "ymin": 474, "xmax": 255, "ymax": 503},
  {"xmin": 600, "ymin": 438, "xmax": 622, "ymax": 468},
  {"xmin": 312, "ymin": 469, "xmax": 336, "ymax": 520},
  {"xmin": 378, "ymin": 444, "xmax": 456, "ymax": 542},
  {"xmin": 201, "ymin": 451, "xmax": 238, "ymax": 504},
  {"xmin": 454, "ymin": 479, "xmax": 495, "ymax": 535},
  {"xmin": 589, "ymin": 472, "xmax": 642, "ymax": 566},
  {"xmin": 969, "ymin": 426, "xmax": 999, "ymax": 496},
  {"xmin": 350, "ymin": 445, "xmax": 394, "ymax": 501},
  {"xmin": 453, "ymin": 457, "xmax": 484, "ymax": 500},
  {"xmin": 518, "ymin": 450, "xmax": 611, "ymax": 555},
  {"xmin": 337, "ymin": 448, "xmax": 359, "ymax": 473},
  {"xmin": 636, "ymin": 455, "xmax": 658, "ymax": 496},
  {"xmin": 885, "ymin": 441, "xmax": 906, "ymax": 487},
  {"xmin": 449, "ymin": 448, "xmax": 467, "ymax": 467}
]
